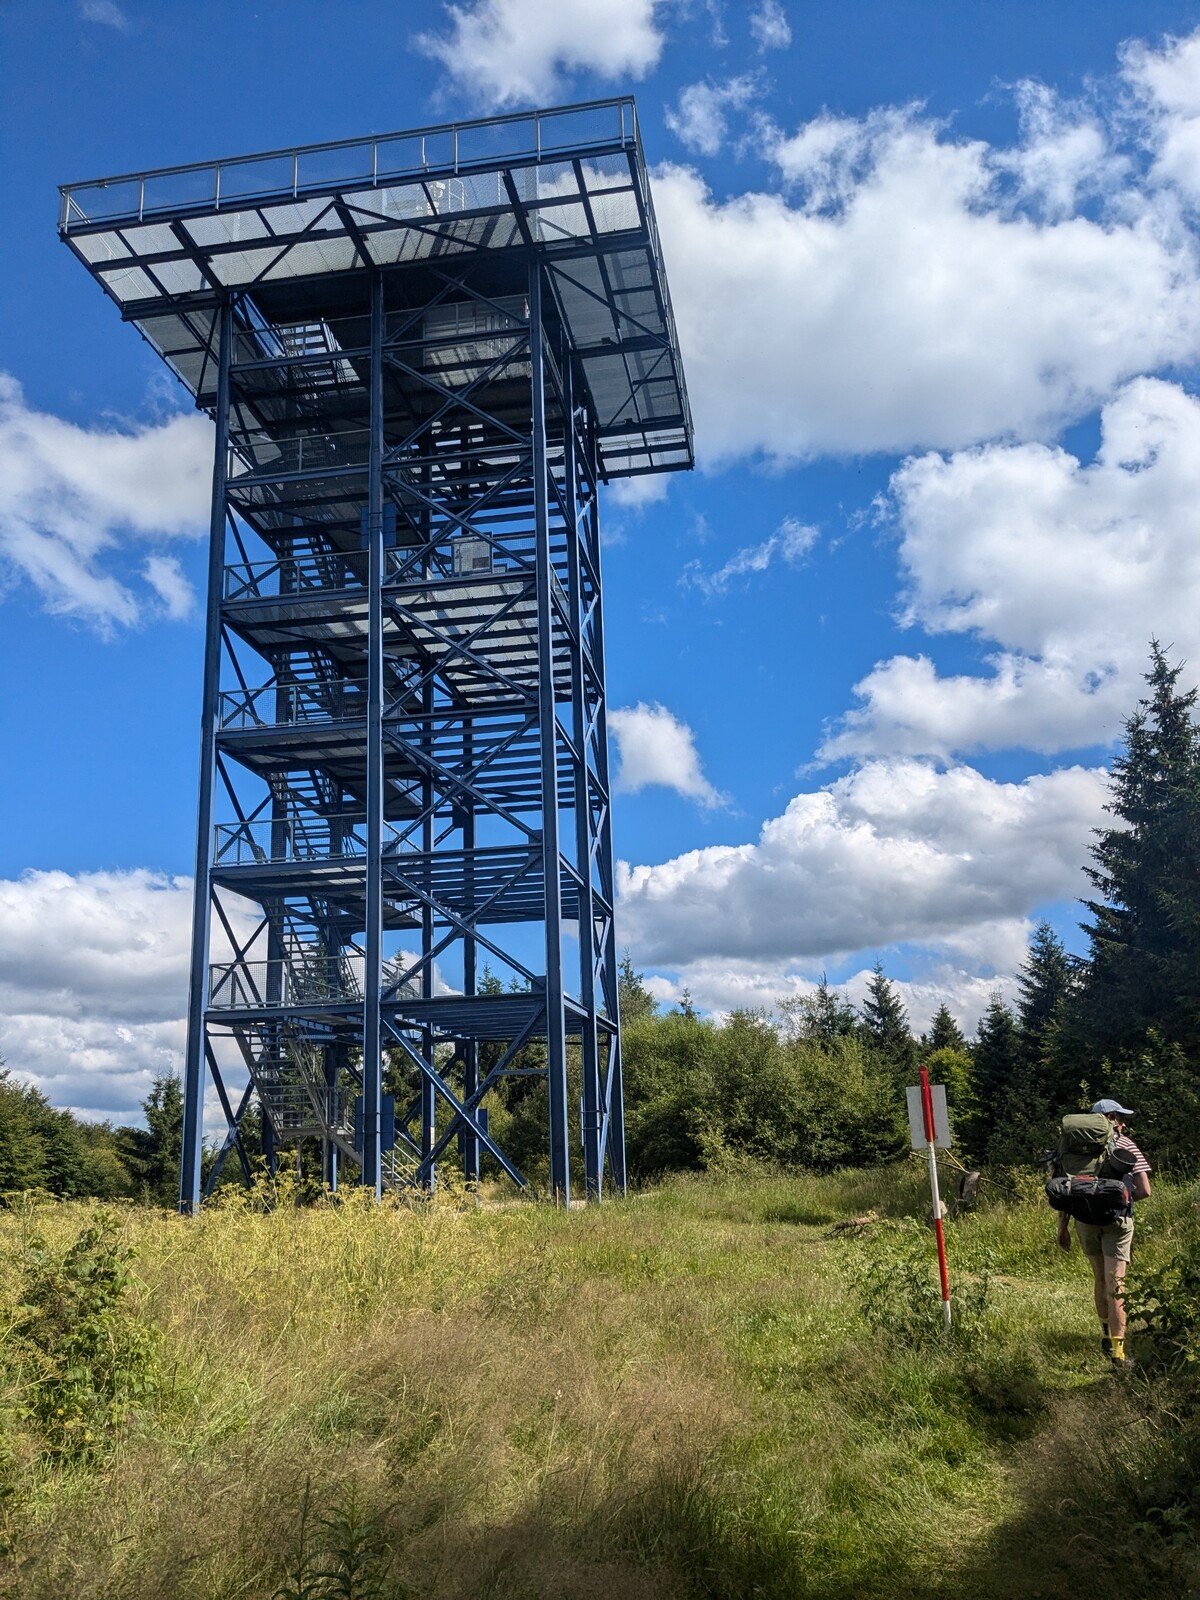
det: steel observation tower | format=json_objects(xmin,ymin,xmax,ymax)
[{"xmin": 60, "ymin": 100, "xmax": 692, "ymax": 1209}]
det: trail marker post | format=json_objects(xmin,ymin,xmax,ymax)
[{"xmin": 907, "ymin": 1065, "xmax": 952, "ymax": 1330}]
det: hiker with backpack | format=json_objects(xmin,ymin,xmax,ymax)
[{"xmin": 1047, "ymin": 1099, "xmax": 1151, "ymax": 1366}]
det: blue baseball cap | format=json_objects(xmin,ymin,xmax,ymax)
[{"xmin": 1092, "ymin": 1098, "xmax": 1134, "ymax": 1116}]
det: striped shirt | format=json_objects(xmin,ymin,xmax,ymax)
[
  {"xmin": 1114, "ymin": 1133, "xmax": 1151, "ymax": 1214},
  {"xmin": 1115, "ymin": 1133, "xmax": 1152, "ymax": 1180}
]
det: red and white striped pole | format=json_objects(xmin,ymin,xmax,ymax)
[{"xmin": 920, "ymin": 1063, "xmax": 952, "ymax": 1329}]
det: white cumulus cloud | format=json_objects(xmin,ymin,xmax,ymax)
[
  {"xmin": 665, "ymin": 74, "xmax": 761, "ymax": 157},
  {"xmin": 1124, "ymin": 28, "xmax": 1200, "ymax": 205},
  {"xmin": 0, "ymin": 869, "xmax": 194, "ymax": 1119},
  {"xmin": 645, "ymin": 956, "xmax": 1022, "ymax": 1037},
  {"xmin": 416, "ymin": 0, "xmax": 668, "ymax": 108},
  {"xmin": 823, "ymin": 377, "xmax": 1200, "ymax": 760},
  {"xmin": 0, "ymin": 375, "xmax": 212, "ymax": 631},
  {"xmin": 143, "ymin": 553, "xmax": 195, "ymax": 620},
  {"xmin": 609, "ymin": 702, "xmax": 726, "ymax": 806},
  {"xmin": 618, "ymin": 759, "xmax": 1107, "ymax": 966},
  {"xmin": 653, "ymin": 103, "xmax": 1200, "ymax": 463},
  {"xmin": 0, "ymin": 868, "xmax": 266, "ymax": 1123}
]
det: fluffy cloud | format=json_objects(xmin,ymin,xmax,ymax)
[
  {"xmin": 823, "ymin": 378, "xmax": 1200, "ymax": 759},
  {"xmin": 653, "ymin": 105, "xmax": 1200, "ymax": 463},
  {"xmin": 618, "ymin": 759, "xmax": 1107, "ymax": 966},
  {"xmin": 683, "ymin": 515, "xmax": 817, "ymax": 594},
  {"xmin": 416, "ymin": 0, "xmax": 667, "ymax": 108},
  {"xmin": 1124, "ymin": 29, "xmax": 1200, "ymax": 204},
  {"xmin": 665, "ymin": 75, "xmax": 761, "ymax": 157},
  {"xmin": 750, "ymin": 0, "xmax": 790, "ymax": 52},
  {"xmin": 143, "ymin": 554, "xmax": 195, "ymax": 620},
  {"xmin": 0, "ymin": 375, "xmax": 211, "ymax": 629},
  {"xmin": 645, "ymin": 956, "xmax": 1021, "ymax": 1037},
  {"xmin": 610, "ymin": 702, "xmax": 725, "ymax": 806},
  {"xmin": 0, "ymin": 869, "xmax": 194, "ymax": 1119}
]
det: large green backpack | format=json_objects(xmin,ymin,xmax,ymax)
[{"xmin": 1059, "ymin": 1112, "xmax": 1116, "ymax": 1177}]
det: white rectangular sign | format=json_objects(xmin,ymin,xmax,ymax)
[{"xmin": 907, "ymin": 1084, "xmax": 952, "ymax": 1150}]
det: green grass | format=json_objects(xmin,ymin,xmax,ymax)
[{"xmin": 0, "ymin": 1164, "xmax": 1196, "ymax": 1600}]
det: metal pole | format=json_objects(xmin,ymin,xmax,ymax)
[
  {"xmin": 421, "ymin": 671, "xmax": 436, "ymax": 1192},
  {"xmin": 920, "ymin": 1063, "xmax": 952, "ymax": 1329},
  {"xmin": 583, "ymin": 416, "xmax": 626, "ymax": 1195},
  {"xmin": 530, "ymin": 256, "xmax": 570, "ymax": 1206},
  {"xmin": 563, "ymin": 351, "xmax": 602, "ymax": 1201},
  {"xmin": 180, "ymin": 299, "xmax": 232, "ymax": 1214},
  {"xmin": 461, "ymin": 798, "xmax": 479, "ymax": 1185},
  {"xmin": 361, "ymin": 270, "xmax": 385, "ymax": 1198}
]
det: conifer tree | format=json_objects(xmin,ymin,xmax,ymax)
[
  {"xmin": 1078, "ymin": 643, "xmax": 1200, "ymax": 1060},
  {"xmin": 967, "ymin": 994, "xmax": 1022, "ymax": 1158},
  {"xmin": 117, "ymin": 1071, "xmax": 184, "ymax": 1204},
  {"xmin": 618, "ymin": 951, "xmax": 657, "ymax": 1022},
  {"xmin": 860, "ymin": 962, "xmax": 916, "ymax": 1085},
  {"xmin": 1017, "ymin": 922, "xmax": 1074, "ymax": 1059},
  {"xmin": 1014, "ymin": 920, "xmax": 1078, "ymax": 1112},
  {"xmin": 925, "ymin": 1003, "xmax": 966, "ymax": 1056},
  {"xmin": 1053, "ymin": 644, "xmax": 1200, "ymax": 1166},
  {"xmin": 780, "ymin": 974, "xmax": 858, "ymax": 1047}
]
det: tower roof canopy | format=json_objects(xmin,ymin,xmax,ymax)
[{"xmin": 59, "ymin": 98, "xmax": 692, "ymax": 478}]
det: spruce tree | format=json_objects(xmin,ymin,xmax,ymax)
[
  {"xmin": 860, "ymin": 962, "xmax": 917, "ymax": 1085},
  {"xmin": 117, "ymin": 1071, "xmax": 184, "ymax": 1204},
  {"xmin": 1015, "ymin": 920, "xmax": 1078, "ymax": 1111},
  {"xmin": 925, "ymin": 1003, "xmax": 966, "ymax": 1056},
  {"xmin": 1079, "ymin": 643, "xmax": 1200, "ymax": 1061},
  {"xmin": 618, "ymin": 951, "xmax": 657, "ymax": 1022},
  {"xmin": 780, "ymin": 975, "xmax": 858, "ymax": 1047},
  {"xmin": 968, "ymin": 994, "xmax": 1021, "ymax": 1159}
]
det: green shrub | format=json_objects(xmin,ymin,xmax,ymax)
[
  {"xmin": 845, "ymin": 1219, "xmax": 994, "ymax": 1346},
  {"xmin": 13, "ymin": 1214, "xmax": 158, "ymax": 1461}
]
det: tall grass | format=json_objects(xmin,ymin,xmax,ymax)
[{"xmin": 0, "ymin": 1165, "xmax": 1196, "ymax": 1599}]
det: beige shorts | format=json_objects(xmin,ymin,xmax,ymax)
[{"xmin": 1075, "ymin": 1215, "xmax": 1134, "ymax": 1263}]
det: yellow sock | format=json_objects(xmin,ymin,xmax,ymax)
[{"xmin": 1111, "ymin": 1336, "xmax": 1125, "ymax": 1361}]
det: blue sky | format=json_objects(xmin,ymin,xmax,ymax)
[{"xmin": 3, "ymin": 0, "xmax": 1200, "ymax": 1120}]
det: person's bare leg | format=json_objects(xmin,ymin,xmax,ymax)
[
  {"xmin": 1105, "ymin": 1258, "xmax": 1127, "ymax": 1340},
  {"xmin": 1089, "ymin": 1253, "xmax": 1108, "ymax": 1324}
]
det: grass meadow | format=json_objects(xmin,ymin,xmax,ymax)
[{"xmin": 1, "ymin": 1164, "xmax": 1197, "ymax": 1600}]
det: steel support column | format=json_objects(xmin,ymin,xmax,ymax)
[
  {"xmin": 361, "ymin": 271, "xmax": 385, "ymax": 1197},
  {"xmin": 530, "ymin": 257, "xmax": 570, "ymax": 1205},
  {"xmin": 180, "ymin": 300, "xmax": 232, "ymax": 1214},
  {"xmin": 563, "ymin": 352, "xmax": 602, "ymax": 1201},
  {"xmin": 586, "ymin": 432, "xmax": 627, "ymax": 1196}
]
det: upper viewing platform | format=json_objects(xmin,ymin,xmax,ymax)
[{"xmin": 59, "ymin": 97, "xmax": 692, "ymax": 478}]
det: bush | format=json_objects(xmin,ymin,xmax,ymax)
[
  {"xmin": 13, "ymin": 1214, "xmax": 158, "ymax": 1461},
  {"xmin": 845, "ymin": 1219, "xmax": 994, "ymax": 1346}
]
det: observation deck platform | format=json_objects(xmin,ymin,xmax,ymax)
[{"xmin": 59, "ymin": 98, "xmax": 693, "ymax": 479}]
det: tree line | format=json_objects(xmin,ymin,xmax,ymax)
[
  {"xmin": 613, "ymin": 644, "xmax": 1200, "ymax": 1179},
  {"xmin": 2, "ymin": 643, "xmax": 1197, "ymax": 1199}
]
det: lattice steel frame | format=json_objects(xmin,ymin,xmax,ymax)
[{"xmin": 58, "ymin": 102, "xmax": 691, "ymax": 1208}]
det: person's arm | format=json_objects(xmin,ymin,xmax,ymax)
[{"xmin": 1129, "ymin": 1170, "xmax": 1151, "ymax": 1202}]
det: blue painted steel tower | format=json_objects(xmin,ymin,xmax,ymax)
[{"xmin": 60, "ymin": 101, "xmax": 692, "ymax": 1208}]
